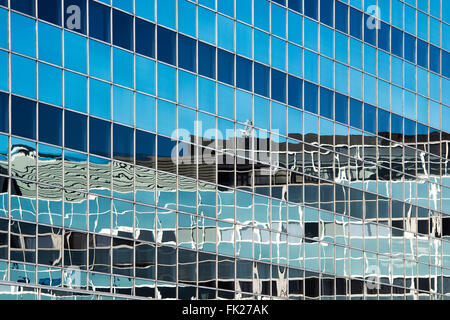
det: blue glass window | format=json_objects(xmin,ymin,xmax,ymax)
[
  {"xmin": 417, "ymin": 39, "xmax": 428, "ymax": 68},
  {"xmin": 157, "ymin": 27, "xmax": 176, "ymax": 65},
  {"xmin": 136, "ymin": 130, "xmax": 155, "ymax": 168},
  {"xmin": 11, "ymin": 12, "xmax": 36, "ymax": 58},
  {"xmin": 377, "ymin": 108, "xmax": 389, "ymax": 136},
  {"xmin": 39, "ymin": 104, "xmax": 62, "ymax": 146},
  {"xmin": 320, "ymin": 87, "xmax": 333, "ymax": 120},
  {"xmin": 304, "ymin": 0, "xmax": 318, "ymax": 20},
  {"xmin": 113, "ymin": 86, "xmax": 133, "ymax": 126},
  {"xmin": 12, "ymin": 95, "xmax": 36, "ymax": 140},
  {"xmin": 38, "ymin": 0, "xmax": 61, "ymax": 25},
  {"xmin": 89, "ymin": 40, "xmax": 110, "ymax": 81},
  {"xmin": 178, "ymin": 35, "xmax": 196, "ymax": 73},
  {"xmin": 136, "ymin": 18, "xmax": 155, "ymax": 58},
  {"xmin": 218, "ymin": 49, "xmax": 234, "ymax": 86},
  {"xmin": 135, "ymin": 93, "xmax": 156, "ymax": 132},
  {"xmin": 304, "ymin": 81, "xmax": 318, "ymax": 114},
  {"xmin": 65, "ymin": 110, "xmax": 87, "ymax": 152},
  {"xmin": 89, "ymin": 0, "xmax": 110, "ymax": 43},
  {"xmin": 135, "ymin": 56, "xmax": 155, "ymax": 95},
  {"xmin": 198, "ymin": 42, "xmax": 216, "ymax": 79},
  {"xmin": 404, "ymin": 34, "xmax": 416, "ymax": 63},
  {"xmin": 443, "ymin": 51, "xmax": 450, "ymax": 78},
  {"xmin": 320, "ymin": 0, "xmax": 333, "ymax": 27},
  {"xmin": 363, "ymin": 14, "xmax": 376, "ymax": 46},
  {"xmin": 288, "ymin": 75, "xmax": 302, "ymax": 109},
  {"xmin": 335, "ymin": 1, "xmax": 348, "ymax": 33},
  {"xmin": 11, "ymin": 0, "xmax": 35, "ymax": 16},
  {"xmin": 113, "ymin": 10, "xmax": 133, "ymax": 50},
  {"xmin": 90, "ymin": 79, "xmax": 111, "ymax": 120},
  {"xmin": 271, "ymin": 70, "xmax": 286, "ymax": 103},
  {"xmin": 430, "ymin": 45, "xmax": 440, "ymax": 73},
  {"xmin": 349, "ymin": 98, "xmax": 362, "ymax": 130},
  {"xmin": 378, "ymin": 22, "xmax": 390, "ymax": 52},
  {"xmin": 64, "ymin": 0, "xmax": 87, "ymax": 34},
  {"xmin": 11, "ymin": 54, "xmax": 36, "ymax": 99},
  {"xmin": 350, "ymin": 7, "xmax": 362, "ymax": 40},
  {"xmin": 391, "ymin": 27, "xmax": 403, "ymax": 58},
  {"xmin": 90, "ymin": 117, "xmax": 111, "ymax": 158},
  {"xmin": 335, "ymin": 93, "xmax": 348, "ymax": 125},
  {"xmin": 178, "ymin": 70, "xmax": 196, "ymax": 108},
  {"xmin": 38, "ymin": 22, "xmax": 62, "ymax": 66},
  {"xmin": 65, "ymin": 71, "xmax": 87, "ymax": 113},
  {"xmin": 364, "ymin": 104, "xmax": 376, "ymax": 134},
  {"xmin": 254, "ymin": 62, "xmax": 269, "ymax": 97},
  {"xmin": 391, "ymin": 114, "xmax": 403, "ymax": 138},
  {"xmin": 236, "ymin": 56, "xmax": 252, "ymax": 92},
  {"xmin": 113, "ymin": 48, "xmax": 133, "ymax": 88},
  {"xmin": 113, "ymin": 124, "xmax": 133, "ymax": 163},
  {"xmin": 288, "ymin": 0, "xmax": 302, "ymax": 13},
  {"xmin": 64, "ymin": 31, "xmax": 87, "ymax": 74},
  {"xmin": 0, "ymin": 92, "xmax": 7, "ymax": 134}
]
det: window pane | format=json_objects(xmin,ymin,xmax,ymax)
[
  {"xmin": 38, "ymin": 0, "xmax": 62, "ymax": 26},
  {"xmin": 11, "ymin": 0, "xmax": 35, "ymax": 16},
  {"xmin": 254, "ymin": 62, "xmax": 269, "ymax": 97},
  {"xmin": 271, "ymin": 69, "xmax": 286, "ymax": 103},
  {"xmin": 89, "ymin": 0, "xmax": 110, "ymax": 43},
  {"xmin": 335, "ymin": 1, "xmax": 347, "ymax": 33},
  {"xmin": 304, "ymin": 81, "xmax": 318, "ymax": 113},
  {"xmin": 113, "ymin": 124, "xmax": 133, "ymax": 163},
  {"xmin": 236, "ymin": 56, "xmax": 252, "ymax": 92},
  {"xmin": 320, "ymin": 0, "xmax": 333, "ymax": 27},
  {"xmin": 89, "ymin": 117, "xmax": 111, "ymax": 158},
  {"xmin": 218, "ymin": 49, "xmax": 234, "ymax": 86},
  {"xmin": 65, "ymin": 110, "xmax": 87, "ymax": 152},
  {"xmin": 0, "ymin": 92, "xmax": 8, "ymax": 133},
  {"xmin": 136, "ymin": 130, "xmax": 155, "ymax": 168},
  {"xmin": 404, "ymin": 33, "xmax": 416, "ymax": 63},
  {"xmin": 178, "ymin": 34, "xmax": 196, "ymax": 73},
  {"xmin": 304, "ymin": 0, "xmax": 318, "ymax": 20},
  {"xmin": 64, "ymin": 0, "xmax": 87, "ymax": 34},
  {"xmin": 157, "ymin": 26, "xmax": 176, "ymax": 65},
  {"xmin": 349, "ymin": 98, "xmax": 362, "ymax": 129},
  {"xmin": 350, "ymin": 7, "xmax": 362, "ymax": 39},
  {"xmin": 136, "ymin": 18, "xmax": 155, "ymax": 58},
  {"xmin": 198, "ymin": 42, "xmax": 216, "ymax": 79},
  {"xmin": 335, "ymin": 92, "xmax": 348, "ymax": 125},
  {"xmin": 12, "ymin": 95, "xmax": 36, "ymax": 140},
  {"xmin": 113, "ymin": 9, "xmax": 133, "ymax": 50},
  {"xmin": 39, "ymin": 103, "xmax": 62, "ymax": 146},
  {"xmin": 320, "ymin": 87, "xmax": 333, "ymax": 120},
  {"xmin": 288, "ymin": 75, "xmax": 302, "ymax": 108},
  {"xmin": 391, "ymin": 27, "xmax": 403, "ymax": 58}
]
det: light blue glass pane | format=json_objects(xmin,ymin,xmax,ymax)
[
  {"xmin": 443, "ymin": 23, "xmax": 450, "ymax": 52},
  {"xmin": 390, "ymin": 56, "xmax": 403, "ymax": 87},
  {"xmin": 198, "ymin": 7, "xmax": 215, "ymax": 45},
  {"xmin": 0, "ymin": 9, "xmax": 7, "ymax": 49},
  {"xmin": 429, "ymin": 18, "xmax": 440, "ymax": 47},
  {"xmin": 335, "ymin": 62, "xmax": 348, "ymax": 95},
  {"xmin": 391, "ymin": 85, "xmax": 403, "ymax": 115},
  {"xmin": 157, "ymin": 63, "xmax": 176, "ymax": 101},
  {"xmin": 391, "ymin": 0, "xmax": 403, "ymax": 29},
  {"xmin": 199, "ymin": 0, "xmax": 215, "ymax": 10},
  {"xmin": 429, "ymin": 73, "xmax": 440, "ymax": 102},
  {"xmin": 254, "ymin": 0, "xmax": 269, "ymax": 31},
  {"xmin": 11, "ymin": 54, "xmax": 36, "ymax": 99},
  {"xmin": 113, "ymin": 48, "xmax": 133, "ymax": 88},
  {"xmin": 404, "ymin": 90, "xmax": 415, "ymax": 120},
  {"xmin": 364, "ymin": 45, "xmax": 376, "ymax": 75},
  {"xmin": 113, "ymin": 0, "xmax": 133, "ymax": 13},
  {"xmin": 417, "ymin": 11, "xmax": 428, "ymax": 41},
  {"xmin": 64, "ymin": 31, "xmax": 87, "ymax": 74},
  {"xmin": 90, "ymin": 79, "xmax": 111, "ymax": 120},
  {"xmin": 178, "ymin": 0, "xmax": 196, "ymax": 37},
  {"xmin": 377, "ymin": 50, "xmax": 389, "ymax": 81},
  {"xmin": 218, "ymin": 14, "xmax": 234, "ymax": 51},
  {"xmin": 304, "ymin": 18, "xmax": 318, "ymax": 51},
  {"xmin": 271, "ymin": 102, "xmax": 286, "ymax": 135},
  {"xmin": 178, "ymin": 70, "xmax": 196, "ymax": 108},
  {"xmin": 404, "ymin": 5, "xmax": 416, "ymax": 35},
  {"xmin": 429, "ymin": 101, "xmax": 440, "ymax": 129},
  {"xmin": 444, "ymin": 0, "xmax": 450, "ymax": 24},
  {"xmin": 0, "ymin": 50, "xmax": 7, "ymax": 92},
  {"xmin": 271, "ymin": 37, "xmax": 286, "ymax": 71},
  {"xmin": 136, "ymin": 0, "xmax": 155, "ymax": 21},
  {"xmin": 65, "ymin": 71, "xmax": 87, "ymax": 113},
  {"xmin": 198, "ymin": 77, "xmax": 216, "ymax": 114},
  {"xmin": 38, "ymin": 22, "xmax": 62, "ymax": 66},
  {"xmin": 320, "ymin": 25, "xmax": 333, "ymax": 58},
  {"xmin": 304, "ymin": 50, "xmax": 318, "ymax": 83},
  {"xmin": 218, "ymin": 0, "xmax": 234, "ymax": 17},
  {"xmin": 254, "ymin": 96, "xmax": 269, "ymax": 130},
  {"xmin": 236, "ymin": 22, "xmax": 252, "ymax": 58},
  {"xmin": 157, "ymin": 99, "xmax": 176, "ymax": 136},
  {"xmin": 417, "ymin": 96, "xmax": 428, "ymax": 124},
  {"xmin": 11, "ymin": 12, "xmax": 35, "ymax": 57},
  {"xmin": 349, "ymin": 39, "xmax": 362, "ymax": 70},
  {"xmin": 320, "ymin": 56, "xmax": 333, "ymax": 89},
  {"xmin": 288, "ymin": 43, "xmax": 302, "ymax": 77},
  {"xmin": 443, "ymin": 106, "xmax": 450, "ymax": 133},
  {"xmin": 254, "ymin": 30, "xmax": 269, "ymax": 65},
  {"xmin": 39, "ymin": 63, "xmax": 62, "ymax": 106},
  {"xmin": 113, "ymin": 86, "xmax": 134, "ymax": 126},
  {"xmin": 89, "ymin": 40, "xmax": 111, "ymax": 81},
  {"xmin": 136, "ymin": 93, "xmax": 156, "ymax": 132},
  {"xmin": 157, "ymin": 0, "xmax": 176, "ymax": 29},
  {"xmin": 416, "ymin": 67, "xmax": 428, "ymax": 96},
  {"xmin": 443, "ymin": 79, "xmax": 450, "ymax": 107},
  {"xmin": 237, "ymin": 0, "xmax": 252, "ymax": 24},
  {"xmin": 404, "ymin": 62, "xmax": 415, "ymax": 91},
  {"xmin": 218, "ymin": 83, "xmax": 234, "ymax": 120},
  {"xmin": 236, "ymin": 90, "xmax": 252, "ymax": 123},
  {"xmin": 378, "ymin": 0, "xmax": 390, "ymax": 23},
  {"xmin": 335, "ymin": 32, "xmax": 348, "ymax": 64},
  {"xmin": 349, "ymin": 68, "xmax": 362, "ymax": 100},
  {"xmin": 271, "ymin": 3, "xmax": 286, "ymax": 38},
  {"xmin": 377, "ymin": 79, "xmax": 389, "ymax": 110},
  {"xmin": 288, "ymin": 11, "xmax": 301, "ymax": 45},
  {"xmin": 363, "ymin": 74, "xmax": 376, "ymax": 105},
  {"xmin": 350, "ymin": 0, "xmax": 362, "ymax": 9},
  {"xmin": 136, "ymin": 56, "xmax": 155, "ymax": 95}
]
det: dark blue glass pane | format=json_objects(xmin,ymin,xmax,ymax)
[
  {"xmin": 89, "ymin": 0, "xmax": 110, "ymax": 42},
  {"xmin": 378, "ymin": 108, "xmax": 389, "ymax": 136},
  {"xmin": 157, "ymin": 27, "xmax": 176, "ymax": 65},
  {"xmin": 272, "ymin": 0, "xmax": 286, "ymax": 5},
  {"xmin": 391, "ymin": 113, "xmax": 403, "ymax": 136},
  {"xmin": 136, "ymin": 130, "xmax": 155, "ymax": 168},
  {"xmin": 113, "ymin": 124, "xmax": 133, "ymax": 163},
  {"xmin": 404, "ymin": 119, "xmax": 416, "ymax": 138},
  {"xmin": 335, "ymin": 1, "xmax": 348, "ymax": 33},
  {"xmin": 157, "ymin": 135, "xmax": 176, "ymax": 157},
  {"xmin": 38, "ymin": 0, "xmax": 62, "ymax": 25},
  {"xmin": 0, "ymin": 0, "xmax": 6, "ymax": 7},
  {"xmin": 271, "ymin": 69, "xmax": 286, "ymax": 103},
  {"xmin": 349, "ymin": 98, "xmax": 362, "ymax": 129},
  {"xmin": 39, "ymin": 103, "xmax": 62, "ymax": 146},
  {"xmin": 364, "ymin": 104, "xmax": 376, "ymax": 134},
  {"xmin": 417, "ymin": 123, "xmax": 427, "ymax": 140},
  {"xmin": 378, "ymin": 22, "xmax": 390, "ymax": 52},
  {"xmin": 363, "ymin": 14, "xmax": 376, "ymax": 46},
  {"xmin": 65, "ymin": 110, "xmax": 86, "ymax": 152},
  {"xmin": 430, "ymin": 45, "xmax": 440, "ymax": 73},
  {"xmin": 320, "ymin": 0, "xmax": 333, "ymax": 27},
  {"xmin": 90, "ymin": 117, "xmax": 111, "ymax": 158},
  {"xmin": 178, "ymin": 34, "xmax": 196, "ymax": 72},
  {"xmin": 218, "ymin": 49, "xmax": 234, "ymax": 86},
  {"xmin": 64, "ymin": 0, "xmax": 87, "ymax": 34},
  {"xmin": 404, "ymin": 34, "xmax": 416, "ymax": 63},
  {"xmin": 417, "ymin": 39, "xmax": 428, "ymax": 68},
  {"xmin": 0, "ymin": 92, "xmax": 8, "ymax": 134},
  {"xmin": 443, "ymin": 51, "xmax": 450, "ymax": 78},
  {"xmin": 391, "ymin": 27, "xmax": 403, "ymax": 58},
  {"xmin": 288, "ymin": 75, "xmax": 302, "ymax": 108},
  {"xmin": 254, "ymin": 62, "xmax": 269, "ymax": 97},
  {"xmin": 12, "ymin": 95, "xmax": 36, "ymax": 140},
  {"xmin": 236, "ymin": 56, "xmax": 252, "ymax": 92},
  {"xmin": 11, "ymin": 0, "xmax": 35, "ymax": 16},
  {"xmin": 198, "ymin": 42, "xmax": 216, "ymax": 79},
  {"xmin": 136, "ymin": 18, "xmax": 155, "ymax": 58},
  {"xmin": 350, "ymin": 8, "xmax": 362, "ymax": 40},
  {"xmin": 335, "ymin": 93, "xmax": 348, "ymax": 124},
  {"xmin": 304, "ymin": 0, "xmax": 318, "ymax": 20},
  {"xmin": 304, "ymin": 81, "xmax": 318, "ymax": 114},
  {"xmin": 320, "ymin": 87, "xmax": 333, "ymax": 120},
  {"xmin": 288, "ymin": 0, "xmax": 302, "ymax": 13},
  {"xmin": 113, "ymin": 10, "xmax": 133, "ymax": 50}
]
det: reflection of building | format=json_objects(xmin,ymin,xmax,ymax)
[{"xmin": 1, "ymin": 0, "xmax": 450, "ymax": 300}]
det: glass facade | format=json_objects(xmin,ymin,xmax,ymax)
[{"xmin": 0, "ymin": 0, "xmax": 449, "ymax": 300}]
